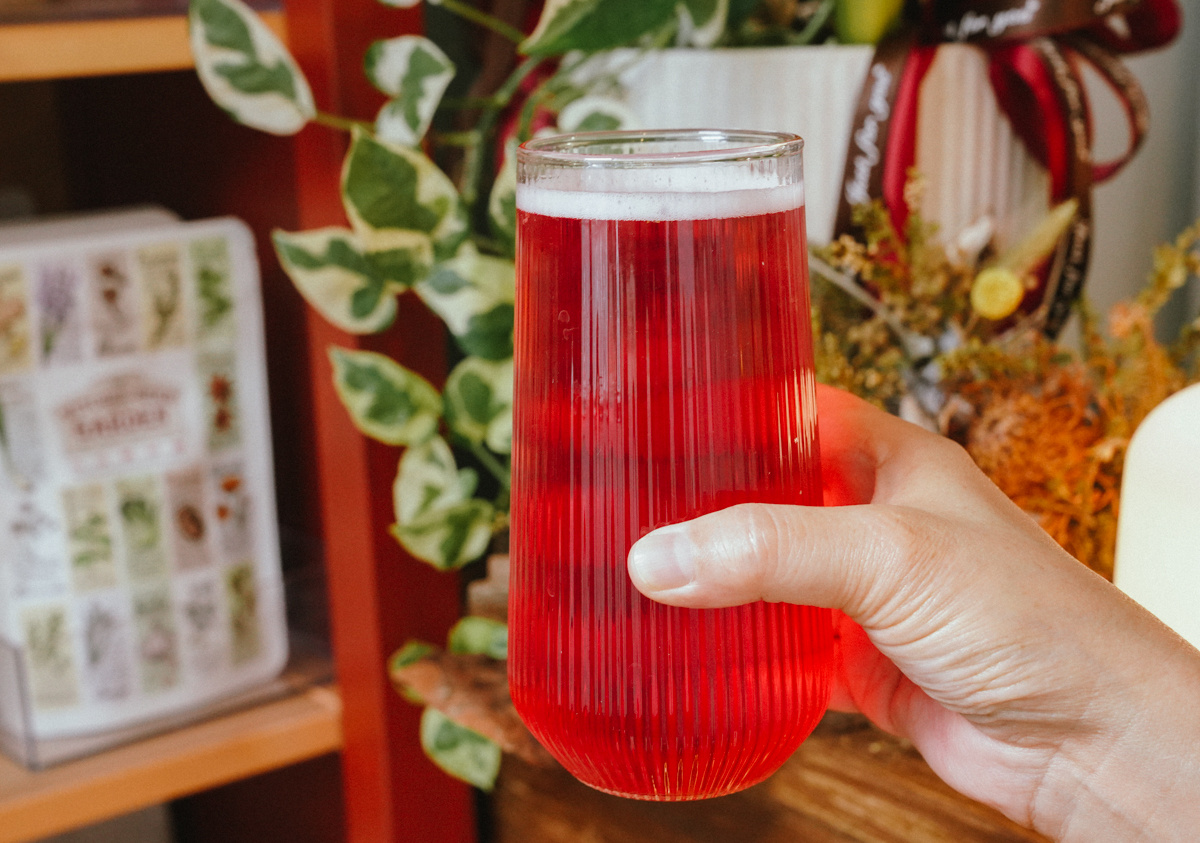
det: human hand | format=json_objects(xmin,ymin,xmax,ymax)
[{"xmin": 627, "ymin": 384, "xmax": 1200, "ymax": 841}]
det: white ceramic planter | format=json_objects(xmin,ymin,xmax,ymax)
[{"xmin": 608, "ymin": 44, "xmax": 1049, "ymax": 250}]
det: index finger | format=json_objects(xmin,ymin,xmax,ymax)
[{"xmin": 816, "ymin": 385, "xmax": 1009, "ymax": 518}]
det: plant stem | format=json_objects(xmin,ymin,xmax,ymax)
[
  {"xmin": 440, "ymin": 0, "xmax": 527, "ymax": 44},
  {"xmin": 434, "ymin": 129, "xmax": 482, "ymax": 148},
  {"xmin": 810, "ymin": 254, "xmax": 935, "ymax": 361},
  {"xmin": 439, "ymin": 95, "xmax": 505, "ymax": 111},
  {"xmin": 516, "ymin": 84, "xmax": 551, "ymax": 140},
  {"xmin": 492, "ymin": 496, "xmax": 510, "ymax": 527},
  {"xmin": 470, "ymin": 232, "xmax": 510, "ymax": 256},
  {"xmin": 313, "ymin": 111, "xmax": 374, "ymax": 133},
  {"xmin": 470, "ymin": 441, "xmax": 511, "ymax": 491},
  {"xmin": 793, "ymin": 0, "xmax": 835, "ymax": 44},
  {"xmin": 459, "ymin": 55, "xmax": 546, "ymax": 209}
]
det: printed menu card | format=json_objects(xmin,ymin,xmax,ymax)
[{"xmin": 0, "ymin": 215, "xmax": 288, "ymax": 757}]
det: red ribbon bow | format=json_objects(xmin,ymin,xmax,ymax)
[{"xmin": 835, "ymin": 0, "xmax": 1183, "ymax": 335}]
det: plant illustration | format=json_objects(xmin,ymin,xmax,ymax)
[{"xmin": 120, "ymin": 495, "xmax": 161, "ymax": 552}]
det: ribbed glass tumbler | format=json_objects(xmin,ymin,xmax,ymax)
[{"xmin": 509, "ymin": 130, "xmax": 833, "ymax": 801}]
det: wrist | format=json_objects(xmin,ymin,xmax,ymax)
[{"xmin": 1033, "ymin": 636, "xmax": 1200, "ymax": 841}]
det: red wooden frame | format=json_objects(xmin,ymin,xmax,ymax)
[{"xmin": 281, "ymin": 2, "xmax": 477, "ymax": 841}]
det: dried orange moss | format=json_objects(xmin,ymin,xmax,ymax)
[{"xmin": 814, "ymin": 204, "xmax": 1200, "ymax": 579}]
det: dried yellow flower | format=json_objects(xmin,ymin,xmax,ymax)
[{"xmin": 970, "ymin": 267, "xmax": 1025, "ymax": 320}]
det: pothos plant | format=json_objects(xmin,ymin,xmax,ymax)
[{"xmin": 188, "ymin": 0, "xmax": 914, "ymax": 790}]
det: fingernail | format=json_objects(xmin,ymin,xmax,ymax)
[{"xmin": 628, "ymin": 525, "xmax": 694, "ymax": 592}]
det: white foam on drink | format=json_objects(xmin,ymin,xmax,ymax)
[{"xmin": 517, "ymin": 166, "xmax": 805, "ymax": 221}]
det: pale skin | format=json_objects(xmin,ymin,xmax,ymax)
[{"xmin": 627, "ymin": 384, "xmax": 1200, "ymax": 842}]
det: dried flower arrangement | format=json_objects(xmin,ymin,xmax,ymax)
[{"xmin": 812, "ymin": 189, "xmax": 1200, "ymax": 579}]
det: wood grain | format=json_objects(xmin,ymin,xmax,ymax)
[
  {"xmin": 0, "ymin": 685, "xmax": 342, "ymax": 843},
  {"xmin": 0, "ymin": 13, "xmax": 287, "ymax": 82},
  {"xmin": 489, "ymin": 713, "xmax": 1049, "ymax": 843}
]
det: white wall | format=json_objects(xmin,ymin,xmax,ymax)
[{"xmin": 1088, "ymin": 0, "xmax": 1200, "ymax": 327}]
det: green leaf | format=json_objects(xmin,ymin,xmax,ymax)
[
  {"xmin": 443, "ymin": 357, "xmax": 513, "ymax": 454},
  {"xmin": 414, "ymin": 244, "xmax": 515, "ymax": 361},
  {"xmin": 521, "ymin": 0, "xmax": 677, "ymax": 55},
  {"xmin": 390, "ymin": 639, "xmax": 437, "ymax": 703},
  {"xmin": 365, "ymin": 244, "xmax": 430, "ymax": 289},
  {"xmin": 556, "ymin": 96, "xmax": 636, "ymax": 133},
  {"xmin": 191, "ymin": 0, "xmax": 255, "ymax": 53},
  {"xmin": 366, "ymin": 36, "xmax": 456, "ymax": 147},
  {"xmin": 487, "ymin": 141, "xmax": 517, "ymax": 257},
  {"xmin": 392, "ymin": 495, "xmax": 495, "ymax": 569},
  {"xmin": 329, "ymin": 347, "xmax": 442, "ymax": 446},
  {"xmin": 189, "ymin": 0, "xmax": 315, "ymax": 135},
  {"xmin": 393, "ymin": 639, "xmax": 437, "ymax": 668},
  {"xmin": 447, "ymin": 617, "xmax": 508, "ymax": 660},
  {"xmin": 393, "ymin": 436, "xmax": 469, "ymax": 524},
  {"xmin": 273, "ymin": 228, "xmax": 405, "ymax": 334},
  {"xmin": 419, "ymin": 708, "xmax": 501, "ymax": 791},
  {"xmin": 341, "ymin": 128, "xmax": 469, "ymax": 261},
  {"xmin": 392, "ymin": 437, "xmax": 495, "ymax": 569},
  {"xmin": 727, "ymin": 0, "xmax": 760, "ymax": 27},
  {"xmin": 215, "ymin": 60, "xmax": 297, "ymax": 97},
  {"xmin": 461, "ymin": 304, "xmax": 515, "ymax": 362},
  {"xmin": 677, "ymin": 0, "xmax": 729, "ymax": 46}
]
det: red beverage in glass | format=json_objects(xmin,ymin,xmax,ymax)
[{"xmin": 510, "ymin": 131, "xmax": 833, "ymax": 801}]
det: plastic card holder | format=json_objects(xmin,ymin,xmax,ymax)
[{"xmin": 0, "ymin": 213, "xmax": 289, "ymax": 768}]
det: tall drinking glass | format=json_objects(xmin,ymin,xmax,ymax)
[{"xmin": 510, "ymin": 130, "xmax": 832, "ymax": 801}]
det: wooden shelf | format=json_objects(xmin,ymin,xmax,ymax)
[
  {"xmin": 0, "ymin": 9, "xmax": 288, "ymax": 83},
  {"xmin": 0, "ymin": 683, "xmax": 343, "ymax": 843},
  {"xmin": 493, "ymin": 713, "xmax": 1049, "ymax": 843}
]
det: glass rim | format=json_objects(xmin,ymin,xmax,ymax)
[{"xmin": 518, "ymin": 129, "xmax": 804, "ymax": 167}]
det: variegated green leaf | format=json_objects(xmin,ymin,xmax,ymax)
[
  {"xmin": 414, "ymin": 244, "xmax": 514, "ymax": 361},
  {"xmin": 341, "ymin": 128, "xmax": 469, "ymax": 261},
  {"xmin": 556, "ymin": 96, "xmax": 636, "ymax": 132},
  {"xmin": 273, "ymin": 228, "xmax": 403, "ymax": 334},
  {"xmin": 365, "ymin": 242, "xmax": 431, "ymax": 289},
  {"xmin": 366, "ymin": 36, "xmax": 456, "ymax": 147},
  {"xmin": 393, "ymin": 496, "xmax": 495, "ymax": 570},
  {"xmin": 392, "ymin": 436, "xmax": 495, "ymax": 569},
  {"xmin": 677, "ymin": 0, "xmax": 728, "ymax": 47},
  {"xmin": 487, "ymin": 141, "xmax": 517, "ymax": 256},
  {"xmin": 329, "ymin": 347, "xmax": 441, "ymax": 446},
  {"xmin": 521, "ymin": 0, "xmax": 676, "ymax": 55},
  {"xmin": 391, "ymin": 640, "xmax": 437, "ymax": 703},
  {"xmin": 188, "ymin": 0, "xmax": 315, "ymax": 135},
  {"xmin": 444, "ymin": 357, "xmax": 513, "ymax": 455},
  {"xmin": 419, "ymin": 708, "xmax": 500, "ymax": 791},
  {"xmin": 447, "ymin": 617, "xmax": 508, "ymax": 660},
  {"xmin": 484, "ymin": 403, "xmax": 512, "ymax": 458},
  {"xmin": 393, "ymin": 435, "xmax": 474, "ymax": 524},
  {"xmin": 393, "ymin": 639, "xmax": 437, "ymax": 667}
]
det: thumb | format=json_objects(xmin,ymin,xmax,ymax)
[
  {"xmin": 626, "ymin": 387, "xmax": 998, "ymax": 620},
  {"xmin": 626, "ymin": 501, "xmax": 932, "ymax": 620}
]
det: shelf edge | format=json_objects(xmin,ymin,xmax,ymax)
[
  {"xmin": 0, "ymin": 684, "xmax": 343, "ymax": 843},
  {"xmin": 0, "ymin": 12, "xmax": 288, "ymax": 83}
]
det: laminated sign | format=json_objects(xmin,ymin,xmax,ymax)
[{"xmin": 0, "ymin": 215, "xmax": 287, "ymax": 761}]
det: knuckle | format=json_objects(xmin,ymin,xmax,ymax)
[
  {"xmin": 924, "ymin": 432, "xmax": 986, "ymax": 479},
  {"xmin": 856, "ymin": 506, "xmax": 951, "ymax": 618},
  {"xmin": 719, "ymin": 503, "xmax": 789, "ymax": 593},
  {"xmin": 868, "ymin": 506, "xmax": 927, "ymax": 561}
]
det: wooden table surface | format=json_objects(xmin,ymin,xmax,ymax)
[{"xmin": 489, "ymin": 713, "xmax": 1049, "ymax": 843}]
